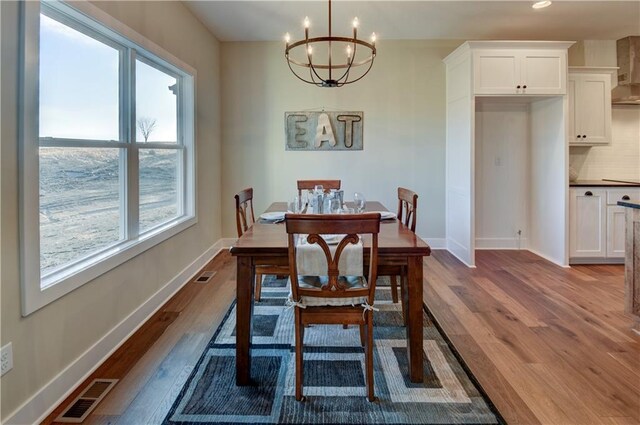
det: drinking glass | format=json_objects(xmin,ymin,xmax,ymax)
[
  {"xmin": 330, "ymin": 198, "xmax": 341, "ymax": 214},
  {"xmin": 354, "ymin": 192, "xmax": 366, "ymax": 213}
]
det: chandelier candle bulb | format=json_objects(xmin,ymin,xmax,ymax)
[
  {"xmin": 346, "ymin": 45, "xmax": 352, "ymax": 57},
  {"xmin": 307, "ymin": 46, "xmax": 313, "ymax": 56},
  {"xmin": 303, "ymin": 16, "xmax": 310, "ymax": 28},
  {"xmin": 371, "ymin": 32, "xmax": 376, "ymax": 44}
]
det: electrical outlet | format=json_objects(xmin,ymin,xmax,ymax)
[{"xmin": 1, "ymin": 342, "xmax": 13, "ymax": 376}]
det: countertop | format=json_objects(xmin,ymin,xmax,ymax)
[
  {"xmin": 570, "ymin": 179, "xmax": 640, "ymax": 187},
  {"xmin": 618, "ymin": 200, "xmax": 640, "ymax": 209}
]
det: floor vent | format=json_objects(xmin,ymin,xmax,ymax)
[
  {"xmin": 55, "ymin": 379, "xmax": 118, "ymax": 423},
  {"xmin": 195, "ymin": 270, "xmax": 216, "ymax": 283}
]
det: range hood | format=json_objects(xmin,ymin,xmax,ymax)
[{"xmin": 612, "ymin": 36, "xmax": 640, "ymax": 105}]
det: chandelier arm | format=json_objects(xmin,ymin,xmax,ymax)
[
  {"xmin": 287, "ymin": 54, "xmax": 323, "ymax": 86},
  {"xmin": 340, "ymin": 55, "xmax": 376, "ymax": 85},
  {"xmin": 286, "ymin": 55, "xmax": 374, "ymax": 69},
  {"xmin": 332, "ymin": 47, "xmax": 356, "ymax": 84}
]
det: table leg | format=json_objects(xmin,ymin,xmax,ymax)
[
  {"xmin": 236, "ymin": 256, "xmax": 253, "ymax": 385},
  {"xmin": 406, "ymin": 256, "xmax": 424, "ymax": 383}
]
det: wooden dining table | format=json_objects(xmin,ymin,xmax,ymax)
[{"xmin": 229, "ymin": 201, "xmax": 431, "ymax": 385}]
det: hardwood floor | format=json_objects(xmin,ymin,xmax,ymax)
[{"xmin": 44, "ymin": 249, "xmax": 640, "ymax": 425}]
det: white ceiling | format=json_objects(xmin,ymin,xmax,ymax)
[{"xmin": 184, "ymin": 1, "xmax": 639, "ymax": 42}]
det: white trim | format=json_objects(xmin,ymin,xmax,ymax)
[
  {"xmin": 475, "ymin": 237, "xmax": 529, "ymax": 250},
  {"xmin": 527, "ymin": 248, "xmax": 570, "ymax": 268},
  {"xmin": 4, "ymin": 240, "xmax": 226, "ymax": 425},
  {"xmin": 423, "ymin": 237, "xmax": 446, "ymax": 250}
]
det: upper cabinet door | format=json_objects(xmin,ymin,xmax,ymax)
[
  {"xmin": 473, "ymin": 49, "xmax": 566, "ymax": 95},
  {"xmin": 520, "ymin": 50, "xmax": 566, "ymax": 95},
  {"xmin": 568, "ymin": 70, "xmax": 613, "ymax": 146},
  {"xmin": 473, "ymin": 50, "xmax": 520, "ymax": 95}
]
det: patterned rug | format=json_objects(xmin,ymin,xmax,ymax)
[{"xmin": 163, "ymin": 276, "xmax": 502, "ymax": 425}]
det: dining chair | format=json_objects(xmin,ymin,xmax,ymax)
[
  {"xmin": 297, "ymin": 179, "xmax": 341, "ymax": 196},
  {"xmin": 285, "ymin": 213, "xmax": 381, "ymax": 402},
  {"xmin": 235, "ymin": 188, "xmax": 289, "ymax": 302},
  {"xmin": 378, "ymin": 187, "xmax": 418, "ymax": 324}
]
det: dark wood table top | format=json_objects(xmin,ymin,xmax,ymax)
[{"xmin": 230, "ymin": 201, "xmax": 431, "ymax": 256}]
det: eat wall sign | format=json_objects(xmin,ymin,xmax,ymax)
[{"xmin": 285, "ymin": 111, "xmax": 364, "ymax": 151}]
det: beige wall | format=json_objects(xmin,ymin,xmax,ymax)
[
  {"xmin": 221, "ymin": 40, "xmax": 460, "ymax": 241},
  {"xmin": 0, "ymin": 1, "xmax": 221, "ymax": 420}
]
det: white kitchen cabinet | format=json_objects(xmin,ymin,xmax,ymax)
[
  {"xmin": 570, "ymin": 187, "xmax": 640, "ymax": 262},
  {"xmin": 570, "ymin": 188, "xmax": 606, "ymax": 258},
  {"xmin": 607, "ymin": 206, "xmax": 627, "ymax": 258},
  {"xmin": 474, "ymin": 46, "xmax": 567, "ymax": 95},
  {"xmin": 568, "ymin": 68, "xmax": 615, "ymax": 146}
]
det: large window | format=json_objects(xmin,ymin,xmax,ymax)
[{"xmin": 20, "ymin": 1, "xmax": 196, "ymax": 315}]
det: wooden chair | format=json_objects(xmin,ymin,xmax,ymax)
[
  {"xmin": 378, "ymin": 187, "xmax": 418, "ymax": 324},
  {"xmin": 285, "ymin": 213, "xmax": 381, "ymax": 402},
  {"xmin": 297, "ymin": 179, "xmax": 341, "ymax": 196},
  {"xmin": 235, "ymin": 188, "xmax": 289, "ymax": 302}
]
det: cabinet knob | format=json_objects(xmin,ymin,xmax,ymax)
[
  {"xmin": 516, "ymin": 85, "xmax": 521, "ymax": 89},
  {"xmin": 577, "ymin": 135, "xmax": 582, "ymax": 138},
  {"xmin": 582, "ymin": 135, "xmax": 587, "ymax": 139},
  {"xmin": 585, "ymin": 191, "xmax": 593, "ymax": 196},
  {"xmin": 622, "ymin": 195, "xmax": 631, "ymax": 200},
  {"xmin": 523, "ymin": 85, "xmax": 527, "ymax": 89}
]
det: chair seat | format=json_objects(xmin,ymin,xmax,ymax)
[{"xmin": 288, "ymin": 275, "xmax": 369, "ymax": 307}]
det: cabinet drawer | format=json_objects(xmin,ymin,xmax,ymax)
[{"xmin": 606, "ymin": 188, "xmax": 640, "ymax": 205}]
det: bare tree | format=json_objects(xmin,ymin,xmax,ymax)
[{"xmin": 137, "ymin": 117, "xmax": 157, "ymax": 142}]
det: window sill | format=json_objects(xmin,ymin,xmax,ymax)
[{"xmin": 23, "ymin": 215, "xmax": 197, "ymax": 316}]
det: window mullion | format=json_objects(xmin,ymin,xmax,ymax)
[{"xmin": 125, "ymin": 48, "xmax": 139, "ymax": 239}]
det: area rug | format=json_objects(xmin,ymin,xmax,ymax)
[{"xmin": 163, "ymin": 276, "xmax": 502, "ymax": 425}]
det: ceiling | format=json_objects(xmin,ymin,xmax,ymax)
[{"xmin": 184, "ymin": 1, "xmax": 639, "ymax": 42}]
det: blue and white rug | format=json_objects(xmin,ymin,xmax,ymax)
[{"xmin": 163, "ymin": 277, "xmax": 502, "ymax": 424}]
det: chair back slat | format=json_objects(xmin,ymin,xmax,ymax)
[
  {"xmin": 297, "ymin": 180, "xmax": 341, "ymax": 196},
  {"xmin": 286, "ymin": 213, "xmax": 380, "ymax": 304},
  {"xmin": 235, "ymin": 188, "xmax": 255, "ymax": 238},
  {"xmin": 397, "ymin": 187, "xmax": 418, "ymax": 233}
]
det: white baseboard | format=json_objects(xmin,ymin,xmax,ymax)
[
  {"xmin": 445, "ymin": 238, "xmax": 476, "ymax": 268},
  {"xmin": 422, "ymin": 237, "xmax": 446, "ymax": 249},
  {"xmin": 5, "ymin": 240, "xmax": 226, "ymax": 425},
  {"xmin": 475, "ymin": 237, "xmax": 528, "ymax": 250},
  {"xmin": 525, "ymin": 248, "xmax": 570, "ymax": 268}
]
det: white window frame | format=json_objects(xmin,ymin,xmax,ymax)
[{"xmin": 20, "ymin": 0, "xmax": 197, "ymax": 316}]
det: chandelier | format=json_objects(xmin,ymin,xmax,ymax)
[{"xmin": 284, "ymin": 0, "xmax": 377, "ymax": 88}]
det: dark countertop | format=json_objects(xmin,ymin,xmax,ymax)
[
  {"xmin": 570, "ymin": 180, "xmax": 640, "ymax": 187},
  {"xmin": 618, "ymin": 200, "xmax": 640, "ymax": 209}
]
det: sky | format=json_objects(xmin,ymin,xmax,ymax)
[{"xmin": 39, "ymin": 13, "xmax": 178, "ymax": 143}]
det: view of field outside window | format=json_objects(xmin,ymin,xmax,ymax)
[{"xmin": 39, "ymin": 13, "xmax": 180, "ymax": 275}]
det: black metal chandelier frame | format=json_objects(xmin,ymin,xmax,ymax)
[{"xmin": 284, "ymin": 0, "xmax": 376, "ymax": 88}]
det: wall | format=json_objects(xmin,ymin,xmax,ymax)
[
  {"xmin": 221, "ymin": 40, "xmax": 461, "ymax": 243},
  {"xmin": 568, "ymin": 40, "xmax": 640, "ymax": 181},
  {"xmin": 0, "ymin": 1, "xmax": 221, "ymax": 421},
  {"xmin": 475, "ymin": 101, "xmax": 530, "ymax": 249}
]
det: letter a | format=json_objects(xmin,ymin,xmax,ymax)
[{"xmin": 315, "ymin": 113, "xmax": 337, "ymax": 148}]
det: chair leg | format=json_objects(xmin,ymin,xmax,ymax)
[
  {"xmin": 295, "ymin": 310, "xmax": 304, "ymax": 401},
  {"xmin": 390, "ymin": 276, "xmax": 399, "ymax": 303},
  {"xmin": 365, "ymin": 312, "xmax": 375, "ymax": 402},
  {"xmin": 359, "ymin": 324, "xmax": 365, "ymax": 347},
  {"xmin": 254, "ymin": 273, "xmax": 263, "ymax": 302},
  {"xmin": 400, "ymin": 270, "xmax": 408, "ymax": 326}
]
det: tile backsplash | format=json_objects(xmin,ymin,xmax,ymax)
[{"xmin": 570, "ymin": 106, "xmax": 640, "ymax": 181}]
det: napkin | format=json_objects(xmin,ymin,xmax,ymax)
[{"xmin": 296, "ymin": 234, "xmax": 363, "ymax": 276}]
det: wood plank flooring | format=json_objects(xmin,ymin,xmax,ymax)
[{"xmin": 44, "ymin": 249, "xmax": 640, "ymax": 425}]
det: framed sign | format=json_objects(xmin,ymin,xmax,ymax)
[{"xmin": 285, "ymin": 111, "xmax": 363, "ymax": 151}]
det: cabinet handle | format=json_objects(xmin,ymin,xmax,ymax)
[
  {"xmin": 577, "ymin": 135, "xmax": 582, "ymax": 138},
  {"xmin": 622, "ymin": 195, "xmax": 631, "ymax": 200},
  {"xmin": 516, "ymin": 85, "xmax": 521, "ymax": 89},
  {"xmin": 523, "ymin": 85, "xmax": 527, "ymax": 89},
  {"xmin": 585, "ymin": 191, "xmax": 593, "ymax": 196}
]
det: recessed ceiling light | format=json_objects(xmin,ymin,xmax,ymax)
[{"xmin": 532, "ymin": 1, "xmax": 552, "ymax": 9}]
